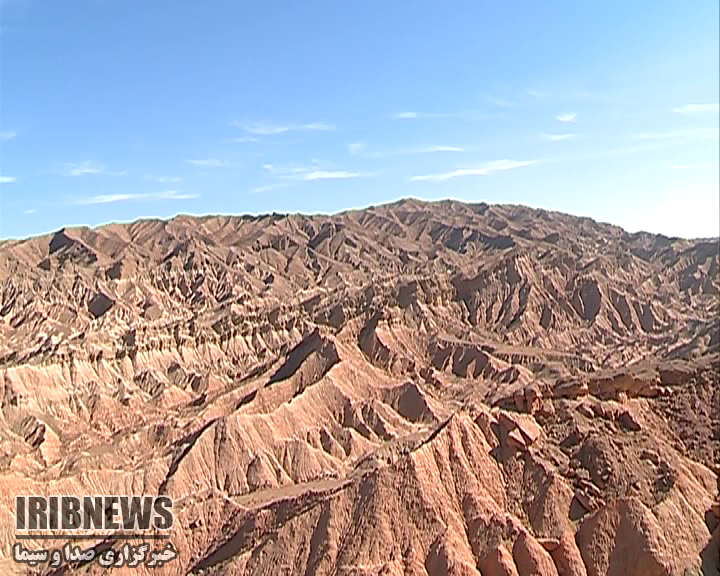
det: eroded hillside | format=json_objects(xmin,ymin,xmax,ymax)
[{"xmin": 0, "ymin": 199, "xmax": 718, "ymax": 575}]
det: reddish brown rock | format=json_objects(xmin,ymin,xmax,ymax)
[
  {"xmin": 548, "ymin": 533, "xmax": 588, "ymax": 576},
  {"xmin": 0, "ymin": 200, "xmax": 716, "ymax": 576},
  {"xmin": 538, "ymin": 537, "xmax": 561, "ymax": 552},
  {"xmin": 478, "ymin": 546, "xmax": 520, "ymax": 576},
  {"xmin": 512, "ymin": 531, "xmax": 559, "ymax": 576}
]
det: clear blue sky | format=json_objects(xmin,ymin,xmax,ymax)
[{"xmin": 1, "ymin": 0, "xmax": 718, "ymax": 239}]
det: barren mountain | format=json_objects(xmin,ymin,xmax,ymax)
[{"xmin": 0, "ymin": 198, "xmax": 718, "ymax": 575}]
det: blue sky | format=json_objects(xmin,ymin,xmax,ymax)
[{"xmin": 0, "ymin": 0, "xmax": 718, "ymax": 239}]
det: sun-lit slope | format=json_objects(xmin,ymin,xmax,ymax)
[{"xmin": 0, "ymin": 199, "xmax": 717, "ymax": 575}]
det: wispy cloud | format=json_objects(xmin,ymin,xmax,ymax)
[
  {"xmin": 349, "ymin": 142, "xmax": 465, "ymax": 158},
  {"xmin": 0, "ymin": 175, "xmax": 16, "ymax": 183},
  {"xmin": 574, "ymin": 90, "xmax": 633, "ymax": 104},
  {"xmin": 410, "ymin": 159, "xmax": 538, "ymax": 182},
  {"xmin": 262, "ymin": 163, "xmax": 309, "ymax": 175},
  {"xmin": 250, "ymin": 182, "xmax": 291, "ymax": 194},
  {"xmin": 555, "ymin": 112, "xmax": 577, "ymax": 123},
  {"xmin": 0, "ymin": 130, "xmax": 16, "ymax": 141},
  {"xmin": 226, "ymin": 136, "xmax": 260, "ymax": 143},
  {"xmin": 571, "ymin": 130, "xmax": 719, "ymax": 161},
  {"xmin": 74, "ymin": 190, "xmax": 199, "ymax": 205},
  {"xmin": 348, "ymin": 142, "xmax": 367, "ymax": 155},
  {"xmin": 23, "ymin": 208, "xmax": 36, "ymax": 215},
  {"xmin": 668, "ymin": 162, "xmax": 718, "ymax": 170},
  {"xmin": 577, "ymin": 142, "xmax": 671, "ymax": 160},
  {"xmin": 672, "ymin": 103, "xmax": 719, "ymax": 114},
  {"xmin": 493, "ymin": 98, "xmax": 515, "ymax": 108},
  {"xmin": 154, "ymin": 190, "xmax": 198, "ymax": 200},
  {"xmin": 528, "ymin": 88, "xmax": 631, "ymax": 105},
  {"xmin": 153, "ymin": 176, "xmax": 182, "ymax": 183},
  {"xmin": 64, "ymin": 161, "xmax": 125, "ymax": 177},
  {"xmin": 263, "ymin": 161, "xmax": 367, "ymax": 182},
  {"xmin": 69, "ymin": 162, "xmax": 104, "ymax": 176},
  {"xmin": 633, "ymin": 127, "xmax": 719, "ymax": 141},
  {"xmin": 390, "ymin": 110, "xmax": 489, "ymax": 120},
  {"xmin": 187, "ymin": 158, "xmax": 224, "ymax": 167},
  {"xmin": 412, "ymin": 145, "xmax": 465, "ymax": 154},
  {"xmin": 76, "ymin": 193, "xmax": 138, "ymax": 204},
  {"xmin": 233, "ymin": 121, "xmax": 335, "ymax": 136},
  {"xmin": 541, "ymin": 133, "xmax": 577, "ymax": 142},
  {"xmin": 298, "ymin": 170, "xmax": 362, "ymax": 181},
  {"xmin": 392, "ymin": 111, "xmax": 419, "ymax": 119}
]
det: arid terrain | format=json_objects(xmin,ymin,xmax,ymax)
[{"xmin": 0, "ymin": 198, "xmax": 717, "ymax": 575}]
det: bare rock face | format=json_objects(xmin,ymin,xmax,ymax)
[
  {"xmin": 478, "ymin": 545, "xmax": 520, "ymax": 576},
  {"xmin": 0, "ymin": 199, "xmax": 717, "ymax": 575},
  {"xmin": 513, "ymin": 531, "xmax": 559, "ymax": 575},
  {"xmin": 557, "ymin": 536, "xmax": 589, "ymax": 576},
  {"xmin": 87, "ymin": 291, "xmax": 114, "ymax": 319},
  {"xmin": 13, "ymin": 414, "xmax": 45, "ymax": 448}
]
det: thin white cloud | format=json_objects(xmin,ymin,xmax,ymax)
[
  {"xmin": 299, "ymin": 170, "xmax": 362, "ymax": 181},
  {"xmin": 187, "ymin": 158, "xmax": 224, "ymax": 167},
  {"xmin": 672, "ymin": 103, "xmax": 719, "ymax": 114},
  {"xmin": 417, "ymin": 146, "xmax": 464, "ymax": 153},
  {"xmin": 493, "ymin": 98, "xmax": 515, "ymax": 108},
  {"xmin": 391, "ymin": 110, "xmax": 485, "ymax": 120},
  {"xmin": 410, "ymin": 159, "xmax": 538, "ymax": 182},
  {"xmin": 578, "ymin": 142, "xmax": 671, "ymax": 160},
  {"xmin": 263, "ymin": 161, "xmax": 367, "ymax": 182},
  {"xmin": 23, "ymin": 208, "xmax": 36, "ymax": 215},
  {"xmin": 301, "ymin": 122, "xmax": 335, "ymax": 132},
  {"xmin": 250, "ymin": 182, "xmax": 291, "ymax": 194},
  {"xmin": 633, "ymin": 127, "xmax": 719, "ymax": 141},
  {"xmin": 155, "ymin": 190, "xmax": 199, "ymax": 200},
  {"xmin": 76, "ymin": 193, "xmax": 138, "ymax": 204},
  {"xmin": 555, "ymin": 112, "xmax": 577, "ymax": 123},
  {"xmin": 244, "ymin": 123, "xmax": 290, "ymax": 135},
  {"xmin": 530, "ymin": 89, "xmax": 631, "ymax": 105},
  {"xmin": 71, "ymin": 163, "xmax": 104, "ymax": 176},
  {"xmin": 263, "ymin": 163, "xmax": 310, "ymax": 174},
  {"xmin": 0, "ymin": 130, "xmax": 16, "ymax": 141},
  {"xmin": 350, "ymin": 142, "xmax": 464, "ymax": 158},
  {"xmin": 74, "ymin": 190, "xmax": 199, "ymax": 205},
  {"xmin": 572, "ymin": 130, "xmax": 719, "ymax": 160},
  {"xmin": 669, "ymin": 162, "xmax": 718, "ymax": 170},
  {"xmin": 64, "ymin": 161, "xmax": 125, "ymax": 177},
  {"xmin": 393, "ymin": 111, "xmax": 419, "ymax": 119},
  {"xmin": 348, "ymin": 142, "xmax": 367, "ymax": 155},
  {"xmin": 226, "ymin": 136, "xmax": 259, "ymax": 143},
  {"xmin": 0, "ymin": 175, "xmax": 16, "ymax": 183},
  {"xmin": 263, "ymin": 161, "xmax": 325, "ymax": 175},
  {"xmin": 234, "ymin": 121, "xmax": 335, "ymax": 136},
  {"xmin": 154, "ymin": 176, "xmax": 182, "ymax": 183},
  {"xmin": 541, "ymin": 133, "xmax": 577, "ymax": 142}
]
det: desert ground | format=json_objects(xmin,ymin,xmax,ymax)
[{"xmin": 0, "ymin": 199, "xmax": 717, "ymax": 575}]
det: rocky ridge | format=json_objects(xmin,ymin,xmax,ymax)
[{"xmin": 0, "ymin": 199, "xmax": 717, "ymax": 575}]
